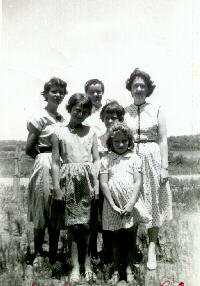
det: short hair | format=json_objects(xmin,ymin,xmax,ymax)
[
  {"xmin": 66, "ymin": 93, "xmax": 93, "ymax": 115},
  {"xmin": 125, "ymin": 68, "xmax": 156, "ymax": 97},
  {"xmin": 41, "ymin": 77, "xmax": 68, "ymax": 101},
  {"xmin": 100, "ymin": 100, "xmax": 125, "ymax": 122},
  {"xmin": 84, "ymin": 79, "xmax": 104, "ymax": 94},
  {"xmin": 106, "ymin": 122, "xmax": 134, "ymax": 152}
]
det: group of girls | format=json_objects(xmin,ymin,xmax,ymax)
[{"xmin": 26, "ymin": 69, "xmax": 172, "ymax": 285}]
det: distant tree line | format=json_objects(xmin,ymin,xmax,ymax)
[{"xmin": 1, "ymin": 135, "xmax": 200, "ymax": 152}]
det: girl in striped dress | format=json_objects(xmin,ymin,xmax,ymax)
[{"xmin": 100, "ymin": 122, "xmax": 150, "ymax": 285}]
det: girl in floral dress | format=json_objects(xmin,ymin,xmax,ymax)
[
  {"xmin": 51, "ymin": 93, "xmax": 100, "ymax": 284},
  {"xmin": 25, "ymin": 77, "xmax": 68, "ymax": 265},
  {"xmin": 100, "ymin": 122, "xmax": 150, "ymax": 284}
]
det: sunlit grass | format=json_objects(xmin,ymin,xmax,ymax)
[{"xmin": 0, "ymin": 179, "xmax": 199, "ymax": 285}]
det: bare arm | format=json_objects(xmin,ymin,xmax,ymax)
[
  {"xmin": 25, "ymin": 130, "xmax": 39, "ymax": 159},
  {"xmin": 157, "ymin": 107, "xmax": 169, "ymax": 183},
  {"xmin": 91, "ymin": 133, "xmax": 100, "ymax": 198},
  {"xmin": 100, "ymin": 173, "xmax": 122, "ymax": 214},
  {"xmin": 123, "ymin": 171, "xmax": 142, "ymax": 215},
  {"xmin": 91, "ymin": 133, "xmax": 100, "ymax": 176},
  {"xmin": 51, "ymin": 133, "xmax": 63, "ymax": 200}
]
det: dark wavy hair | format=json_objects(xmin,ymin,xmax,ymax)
[
  {"xmin": 106, "ymin": 122, "xmax": 134, "ymax": 152},
  {"xmin": 41, "ymin": 77, "xmax": 68, "ymax": 101},
  {"xmin": 66, "ymin": 93, "xmax": 93, "ymax": 115},
  {"xmin": 100, "ymin": 100, "xmax": 125, "ymax": 122},
  {"xmin": 84, "ymin": 79, "xmax": 104, "ymax": 94},
  {"xmin": 125, "ymin": 68, "xmax": 156, "ymax": 97}
]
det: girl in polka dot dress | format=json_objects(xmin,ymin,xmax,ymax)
[{"xmin": 100, "ymin": 122, "xmax": 150, "ymax": 285}]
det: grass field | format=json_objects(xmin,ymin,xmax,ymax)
[{"xmin": 0, "ymin": 178, "xmax": 200, "ymax": 286}]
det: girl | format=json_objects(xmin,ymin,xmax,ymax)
[
  {"xmin": 100, "ymin": 122, "xmax": 150, "ymax": 285},
  {"xmin": 51, "ymin": 93, "xmax": 100, "ymax": 283},
  {"xmin": 25, "ymin": 77, "xmax": 68, "ymax": 265}
]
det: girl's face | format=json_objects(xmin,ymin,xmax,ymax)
[
  {"xmin": 112, "ymin": 132, "xmax": 129, "ymax": 155},
  {"xmin": 104, "ymin": 112, "xmax": 119, "ymax": 129},
  {"xmin": 87, "ymin": 83, "xmax": 103, "ymax": 109},
  {"xmin": 47, "ymin": 85, "xmax": 65, "ymax": 105},
  {"xmin": 70, "ymin": 103, "xmax": 90, "ymax": 124},
  {"xmin": 131, "ymin": 76, "xmax": 148, "ymax": 106}
]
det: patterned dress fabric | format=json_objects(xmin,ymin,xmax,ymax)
[
  {"xmin": 100, "ymin": 151, "xmax": 151, "ymax": 231},
  {"xmin": 27, "ymin": 109, "xmax": 66, "ymax": 229},
  {"xmin": 55, "ymin": 125, "xmax": 97, "ymax": 226},
  {"xmin": 125, "ymin": 102, "xmax": 172, "ymax": 228}
]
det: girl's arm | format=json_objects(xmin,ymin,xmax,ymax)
[
  {"xmin": 157, "ymin": 107, "xmax": 169, "ymax": 184},
  {"xmin": 91, "ymin": 133, "xmax": 100, "ymax": 176},
  {"xmin": 91, "ymin": 133, "xmax": 100, "ymax": 198},
  {"xmin": 51, "ymin": 133, "xmax": 63, "ymax": 200},
  {"xmin": 25, "ymin": 130, "xmax": 39, "ymax": 159},
  {"xmin": 100, "ymin": 173, "xmax": 122, "ymax": 214},
  {"xmin": 123, "ymin": 171, "xmax": 142, "ymax": 215}
]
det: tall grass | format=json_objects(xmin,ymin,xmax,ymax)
[{"xmin": 0, "ymin": 179, "xmax": 199, "ymax": 285}]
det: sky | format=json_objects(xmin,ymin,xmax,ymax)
[{"xmin": 1, "ymin": 0, "xmax": 200, "ymax": 140}]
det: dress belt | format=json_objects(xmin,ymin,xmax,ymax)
[
  {"xmin": 39, "ymin": 147, "xmax": 52, "ymax": 153},
  {"xmin": 134, "ymin": 140, "xmax": 155, "ymax": 143}
]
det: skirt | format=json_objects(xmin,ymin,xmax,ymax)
[
  {"xmin": 60, "ymin": 162, "xmax": 96, "ymax": 226},
  {"xmin": 136, "ymin": 142, "xmax": 173, "ymax": 228},
  {"xmin": 28, "ymin": 153, "xmax": 54, "ymax": 229}
]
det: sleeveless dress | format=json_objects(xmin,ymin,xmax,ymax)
[
  {"xmin": 100, "ymin": 151, "xmax": 151, "ymax": 231},
  {"xmin": 55, "ymin": 125, "xmax": 97, "ymax": 226},
  {"xmin": 27, "ymin": 109, "xmax": 66, "ymax": 229},
  {"xmin": 125, "ymin": 103, "xmax": 172, "ymax": 228}
]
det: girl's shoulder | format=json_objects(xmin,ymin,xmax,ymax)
[{"xmin": 27, "ymin": 109, "xmax": 49, "ymax": 132}]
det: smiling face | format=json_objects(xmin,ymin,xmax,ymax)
[
  {"xmin": 86, "ymin": 83, "xmax": 103, "ymax": 109},
  {"xmin": 104, "ymin": 112, "xmax": 119, "ymax": 129},
  {"xmin": 112, "ymin": 132, "xmax": 129, "ymax": 155},
  {"xmin": 70, "ymin": 103, "xmax": 90, "ymax": 125},
  {"xmin": 131, "ymin": 76, "xmax": 148, "ymax": 106},
  {"xmin": 47, "ymin": 85, "xmax": 65, "ymax": 105}
]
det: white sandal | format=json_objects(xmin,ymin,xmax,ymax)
[
  {"xmin": 70, "ymin": 268, "xmax": 80, "ymax": 283},
  {"xmin": 85, "ymin": 270, "xmax": 97, "ymax": 283},
  {"xmin": 109, "ymin": 271, "xmax": 119, "ymax": 285}
]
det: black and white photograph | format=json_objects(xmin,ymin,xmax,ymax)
[{"xmin": 0, "ymin": 0, "xmax": 200, "ymax": 285}]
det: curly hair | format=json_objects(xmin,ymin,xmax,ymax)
[
  {"xmin": 106, "ymin": 122, "xmax": 134, "ymax": 152},
  {"xmin": 84, "ymin": 79, "xmax": 104, "ymax": 94},
  {"xmin": 66, "ymin": 93, "xmax": 93, "ymax": 115},
  {"xmin": 125, "ymin": 68, "xmax": 156, "ymax": 97},
  {"xmin": 41, "ymin": 77, "xmax": 68, "ymax": 101},
  {"xmin": 100, "ymin": 100, "xmax": 125, "ymax": 122}
]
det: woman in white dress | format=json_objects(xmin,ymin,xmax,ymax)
[
  {"xmin": 25, "ymin": 77, "xmax": 68, "ymax": 265},
  {"xmin": 125, "ymin": 68, "xmax": 172, "ymax": 270}
]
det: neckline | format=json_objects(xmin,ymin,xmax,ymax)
[
  {"xmin": 109, "ymin": 150, "xmax": 132, "ymax": 160},
  {"xmin": 133, "ymin": 102, "xmax": 147, "ymax": 108},
  {"xmin": 44, "ymin": 107, "xmax": 62, "ymax": 121}
]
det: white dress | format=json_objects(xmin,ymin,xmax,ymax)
[
  {"xmin": 100, "ymin": 151, "xmax": 151, "ymax": 231},
  {"xmin": 125, "ymin": 102, "xmax": 173, "ymax": 228},
  {"xmin": 27, "ymin": 109, "xmax": 66, "ymax": 229}
]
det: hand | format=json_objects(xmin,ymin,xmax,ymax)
[
  {"xmin": 160, "ymin": 168, "xmax": 169, "ymax": 185},
  {"xmin": 112, "ymin": 204, "xmax": 122, "ymax": 215},
  {"xmin": 122, "ymin": 203, "xmax": 134, "ymax": 217},
  {"xmin": 52, "ymin": 187, "xmax": 64, "ymax": 201}
]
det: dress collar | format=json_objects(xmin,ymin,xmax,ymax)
[{"xmin": 109, "ymin": 150, "xmax": 132, "ymax": 160}]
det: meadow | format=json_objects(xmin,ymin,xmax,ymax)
[{"xmin": 0, "ymin": 178, "xmax": 199, "ymax": 286}]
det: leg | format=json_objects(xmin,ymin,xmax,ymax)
[
  {"xmin": 82, "ymin": 224, "xmax": 96, "ymax": 282},
  {"xmin": 147, "ymin": 226, "xmax": 159, "ymax": 270},
  {"xmin": 34, "ymin": 228, "xmax": 45, "ymax": 255},
  {"xmin": 89, "ymin": 199, "xmax": 98, "ymax": 259},
  {"xmin": 68, "ymin": 226, "xmax": 81, "ymax": 283},
  {"xmin": 48, "ymin": 227, "xmax": 60, "ymax": 265}
]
